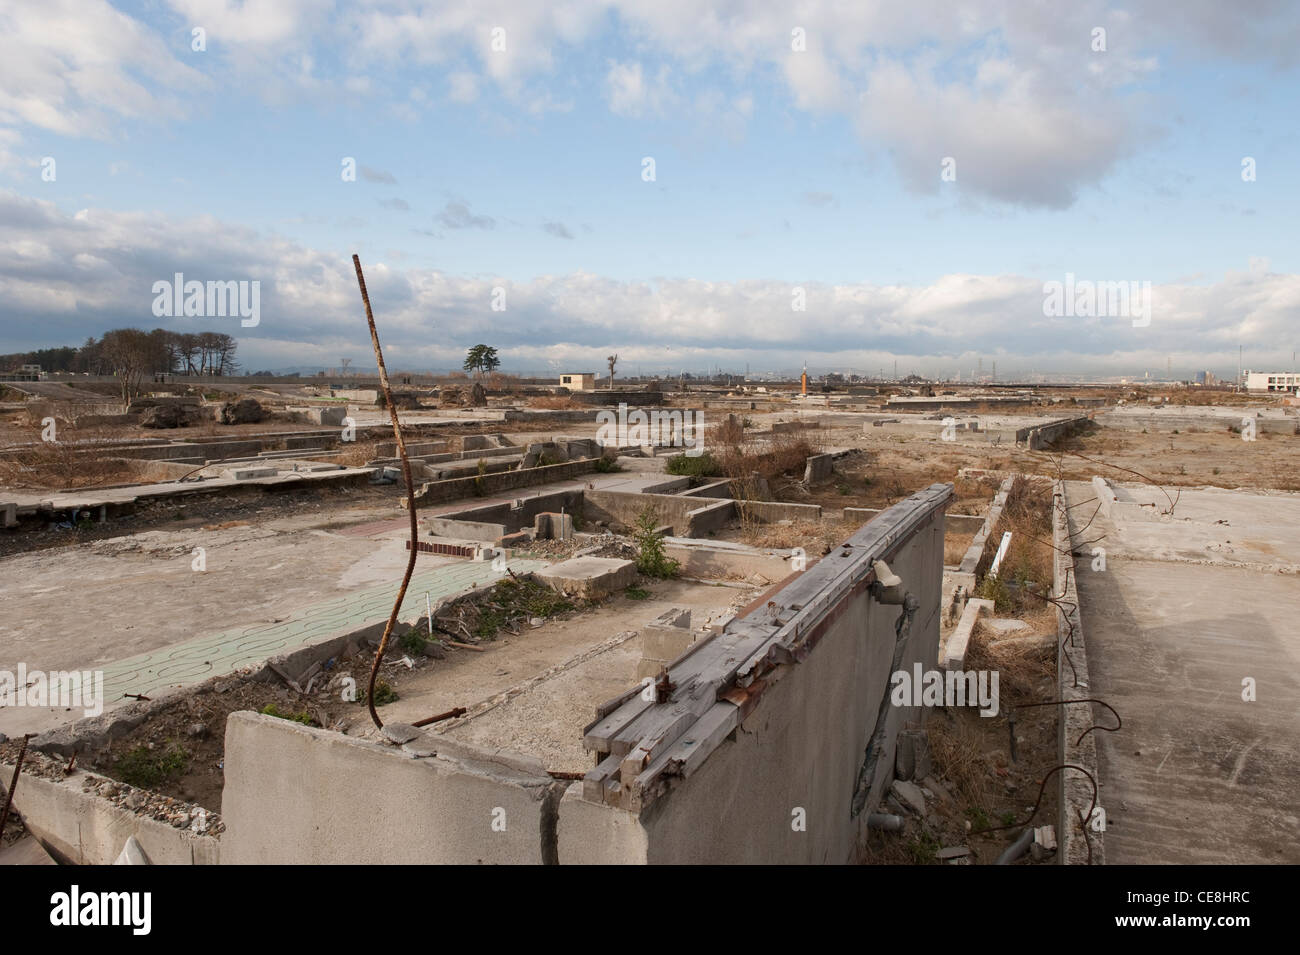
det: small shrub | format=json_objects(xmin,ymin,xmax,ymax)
[
  {"xmin": 632, "ymin": 506, "xmax": 680, "ymax": 578},
  {"xmin": 625, "ymin": 585, "xmax": 651, "ymax": 600},
  {"xmin": 665, "ymin": 452, "xmax": 719, "ymax": 477},
  {"xmin": 593, "ymin": 456, "xmax": 621, "ymax": 473}
]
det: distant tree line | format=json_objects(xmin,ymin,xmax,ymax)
[
  {"xmin": 2, "ymin": 328, "xmax": 239, "ymax": 402},
  {"xmin": 2, "ymin": 329, "xmax": 238, "ymax": 377}
]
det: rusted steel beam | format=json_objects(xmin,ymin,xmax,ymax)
[{"xmin": 353, "ymin": 254, "xmax": 421, "ymax": 730}]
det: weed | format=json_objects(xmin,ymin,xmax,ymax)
[
  {"xmin": 906, "ymin": 831, "xmax": 941, "ymax": 864},
  {"xmin": 260, "ymin": 703, "xmax": 313, "ymax": 725},
  {"xmin": 114, "ymin": 744, "xmax": 190, "ymax": 789},
  {"xmin": 625, "ymin": 585, "xmax": 651, "ymax": 600},
  {"xmin": 594, "ymin": 456, "xmax": 622, "ymax": 473},
  {"xmin": 358, "ymin": 680, "xmax": 399, "ymax": 707},
  {"xmin": 398, "ymin": 628, "xmax": 429, "ymax": 656}
]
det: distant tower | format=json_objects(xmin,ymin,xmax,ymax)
[
  {"xmin": 992, "ymin": 361, "xmax": 997, "ymax": 383},
  {"xmin": 801, "ymin": 360, "xmax": 808, "ymax": 396}
]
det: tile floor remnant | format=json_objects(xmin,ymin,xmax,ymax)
[{"xmin": 67, "ymin": 559, "xmax": 544, "ymax": 717}]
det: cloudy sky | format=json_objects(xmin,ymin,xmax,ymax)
[{"xmin": 1, "ymin": 0, "xmax": 1298, "ymax": 379}]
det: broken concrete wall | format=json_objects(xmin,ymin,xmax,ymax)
[
  {"xmin": 220, "ymin": 713, "xmax": 562, "ymax": 864},
  {"xmin": 428, "ymin": 490, "xmax": 584, "ymax": 540},
  {"xmin": 562, "ymin": 486, "xmax": 950, "ymax": 864},
  {"xmin": 1, "ymin": 760, "xmax": 220, "ymax": 865},
  {"xmin": 660, "ymin": 538, "xmax": 796, "ymax": 580},
  {"xmin": 407, "ymin": 458, "xmax": 598, "ymax": 507},
  {"xmin": 583, "ymin": 489, "xmax": 714, "ymax": 535},
  {"xmin": 802, "ymin": 452, "xmax": 835, "ymax": 484}
]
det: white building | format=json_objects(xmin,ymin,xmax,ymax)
[
  {"xmin": 1243, "ymin": 371, "xmax": 1300, "ymax": 394},
  {"xmin": 560, "ymin": 372, "xmax": 596, "ymax": 391}
]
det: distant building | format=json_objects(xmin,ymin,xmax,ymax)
[
  {"xmin": 0, "ymin": 364, "xmax": 43, "ymax": 381},
  {"xmin": 1194, "ymin": 370, "xmax": 1217, "ymax": 386},
  {"xmin": 1243, "ymin": 370, "xmax": 1300, "ymax": 394},
  {"xmin": 560, "ymin": 372, "xmax": 596, "ymax": 391}
]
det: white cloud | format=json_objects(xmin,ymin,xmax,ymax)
[
  {"xmin": 1, "ymin": 192, "xmax": 1294, "ymax": 377},
  {"xmin": 2, "ymin": 1, "xmax": 1296, "ymax": 207},
  {"xmin": 0, "ymin": 0, "xmax": 205, "ymax": 138},
  {"xmin": 605, "ymin": 60, "xmax": 675, "ymax": 117}
]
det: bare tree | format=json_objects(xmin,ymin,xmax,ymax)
[
  {"xmin": 99, "ymin": 328, "xmax": 153, "ymax": 404},
  {"xmin": 607, "ymin": 353, "xmax": 618, "ymax": 390}
]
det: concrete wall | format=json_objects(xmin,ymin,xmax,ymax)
[
  {"xmin": 408, "ymin": 458, "xmax": 598, "ymax": 507},
  {"xmin": 660, "ymin": 538, "xmax": 794, "ymax": 580},
  {"xmin": 221, "ymin": 713, "xmax": 563, "ymax": 864},
  {"xmin": 1054, "ymin": 483, "xmax": 1105, "ymax": 865},
  {"xmin": 584, "ymin": 489, "xmax": 712, "ymax": 535},
  {"xmin": 561, "ymin": 486, "xmax": 950, "ymax": 864},
  {"xmin": 2, "ymin": 761, "xmax": 220, "ymax": 865},
  {"xmin": 734, "ymin": 499, "xmax": 823, "ymax": 523},
  {"xmin": 803, "ymin": 452, "xmax": 835, "ymax": 484},
  {"xmin": 429, "ymin": 489, "xmax": 584, "ymax": 540}
]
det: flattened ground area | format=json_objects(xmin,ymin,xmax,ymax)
[{"xmin": 1066, "ymin": 481, "xmax": 1300, "ymax": 864}]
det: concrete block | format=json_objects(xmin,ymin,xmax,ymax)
[
  {"xmin": 1, "ymin": 502, "xmax": 16, "ymax": 528},
  {"xmin": 222, "ymin": 466, "xmax": 278, "ymax": 481},
  {"xmin": 940, "ymin": 598, "xmax": 993, "ymax": 670},
  {"xmin": 652, "ymin": 607, "xmax": 691, "ymax": 629},
  {"xmin": 535, "ymin": 556, "xmax": 637, "ymax": 599},
  {"xmin": 306, "ymin": 405, "xmax": 347, "ymax": 426},
  {"xmin": 803, "ymin": 453, "xmax": 835, "ymax": 485},
  {"xmin": 894, "ymin": 728, "xmax": 932, "ymax": 782},
  {"xmin": 890, "ymin": 779, "xmax": 927, "ymax": 816},
  {"xmin": 533, "ymin": 511, "xmax": 574, "ymax": 541}
]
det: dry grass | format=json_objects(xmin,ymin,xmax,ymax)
[
  {"xmin": 529, "ymin": 395, "xmax": 578, "ymax": 410},
  {"xmin": 717, "ymin": 433, "xmax": 817, "ymax": 487},
  {"xmin": 0, "ymin": 426, "xmax": 139, "ymax": 489},
  {"xmin": 738, "ymin": 517, "xmax": 849, "ymax": 553},
  {"xmin": 975, "ymin": 475, "xmax": 1054, "ymax": 613},
  {"xmin": 325, "ymin": 440, "xmax": 380, "ymax": 468},
  {"xmin": 944, "ymin": 532, "xmax": 975, "ymax": 566},
  {"xmin": 926, "ymin": 716, "xmax": 991, "ymax": 812}
]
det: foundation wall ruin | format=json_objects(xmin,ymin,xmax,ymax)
[{"xmin": 210, "ymin": 486, "xmax": 951, "ymax": 864}]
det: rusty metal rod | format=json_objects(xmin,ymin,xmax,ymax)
[
  {"xmin": 0, "ymin": 734, "xmax": 31, "ymax": 843},
  {"xmin": 412, "ymin": 707, "xmax": 467, "ymax": 728},
  {"xmin": 353, "ymin": 254, "xmax": 420, "ymax": 729}
]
